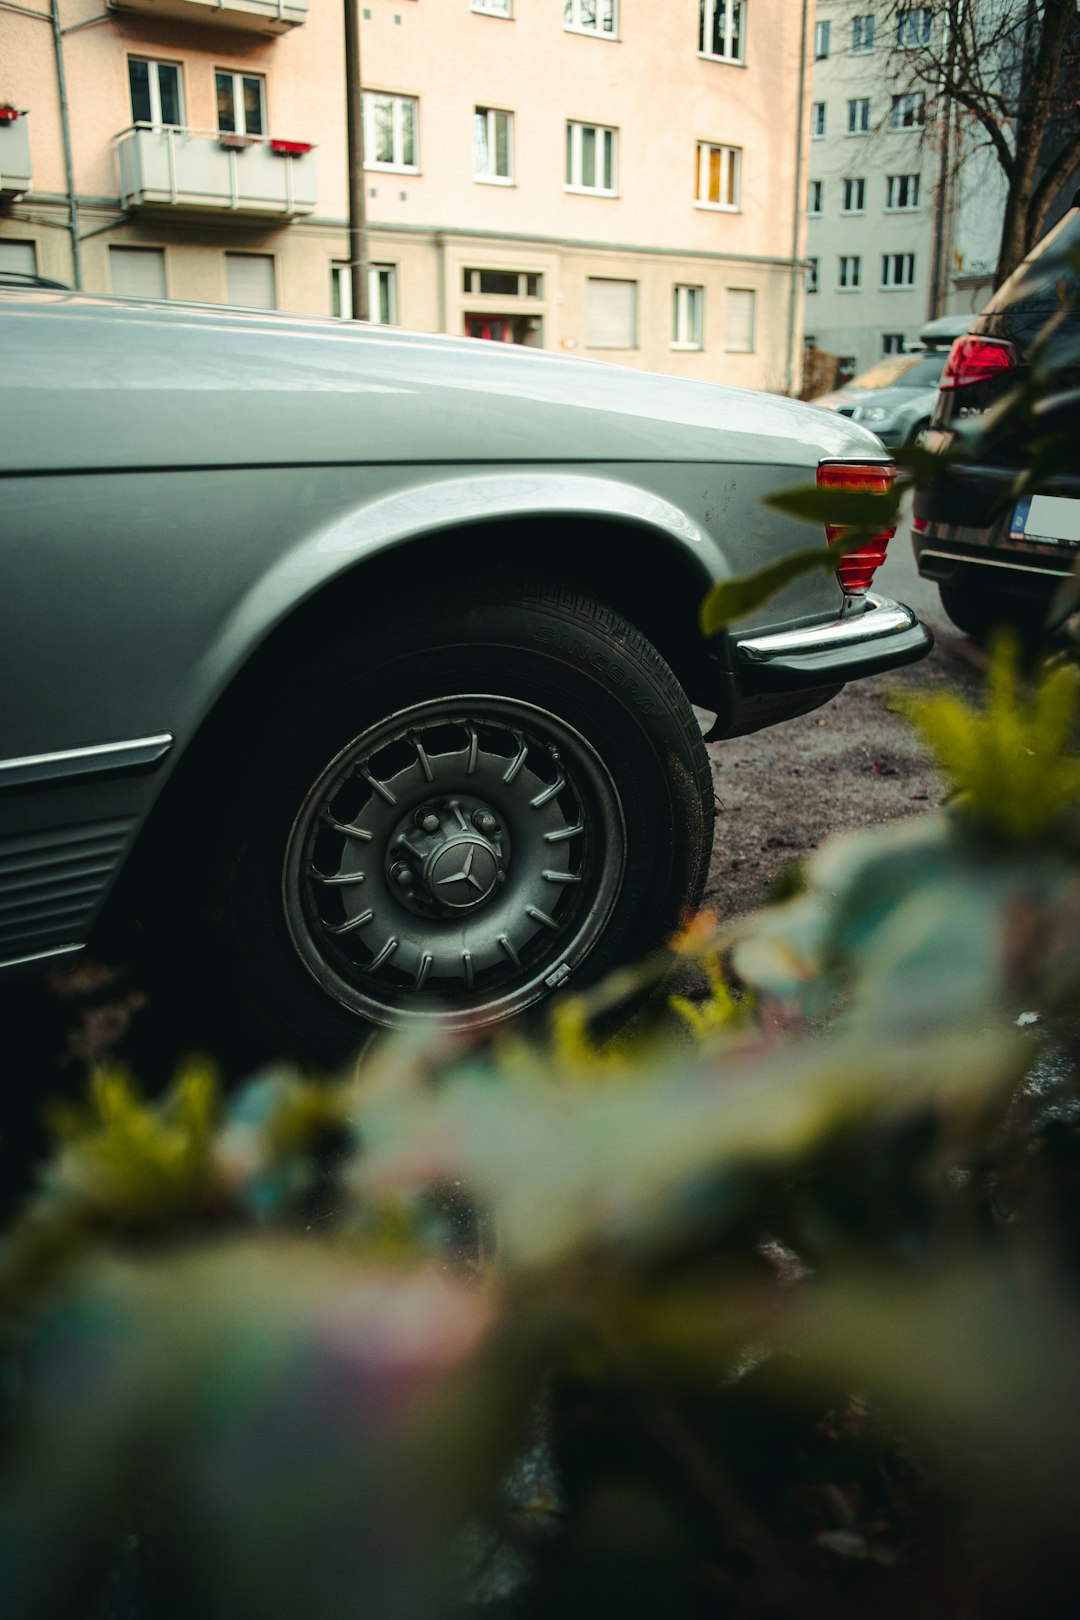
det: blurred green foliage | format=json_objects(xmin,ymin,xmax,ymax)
[{"xmin": 2, "ymin": 654, "xmax": 1080, "ymax": 1619}]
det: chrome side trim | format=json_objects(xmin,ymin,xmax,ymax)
[
  {"xmin": 0, "ymin": 733, "xmax": 174, "ymax": 791},
  {"xmin": 0, "ymin": 941, "xmax": 84, "ymax": 972},
  {"xmin": 736, "ymin": 595, "xmax": 918, "ymax": 665},
  {"xmin": 918, "ymin": 548, "xmax": 1075, "ymax": 579}
]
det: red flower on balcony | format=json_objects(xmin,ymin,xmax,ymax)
[
  {"xmin": 270, "ymin": 139, "xmax": 314, "ymax": 157},
  {"xmin": 0, "ymin": 107, "xmax": 22, "ymax": 124}
]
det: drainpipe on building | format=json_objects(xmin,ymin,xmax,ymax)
[
  {"xmin": 785, "ymin": 0, "xmax": 811, "ymax": 396},
  {"xmin": 50, "ymin": 0, "xmax": 82, "ymax": 288},
  {"xmin": 344, "ymin": 0, "xmax": 370, "ymax": 320},
  {"xmin": 929, "ymin": 0, "xmax": 963, "ymax": 319}
]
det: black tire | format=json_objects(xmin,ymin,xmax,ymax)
[
  {"xmin": 221, "ymin": 585, "xmax": 714, "ymax": 1063},
  {"xmin": 937, "ymin": 582, "xmax": 1047, "ymax": 644}
]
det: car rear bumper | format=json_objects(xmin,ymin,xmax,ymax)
[{"xmin": 733, "ymin": 594, "xmax": 933, "ymax": 692}]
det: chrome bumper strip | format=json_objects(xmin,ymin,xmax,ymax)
[
  {"xmin": 918, "ymin": 548, "xmax": 1075, "ymax": 579},
  {"xmin": 0, "ymin": 941, "xmax": 84, "ymax": 972},
  {"xmin": 735, "ymin": 595, "xmax": 918, "ymax": 665},
  {"xmin": 0, "ymin": 732, "xmax": 174, "ymax": 791}
]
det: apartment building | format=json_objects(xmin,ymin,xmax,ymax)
[
  {"xmin": 803, "ymin": 1, "xmax": 950, "ymax": 380},
  {"xmin": 0, "ymin": 1, "xmax": 812, "ymax": 389}
]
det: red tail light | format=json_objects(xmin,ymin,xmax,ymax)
[
  {"xmin": 938, "ymin": 334, "xmax": 1017, "ymax": 390},
  {"xmin": 817, "ymin": 461, "xmax": 897, "ymax": 596}
]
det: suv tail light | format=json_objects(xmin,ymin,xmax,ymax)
[
  {"xmin": 817, "ymin": 461, "xmax": 897, "ymax": 596},
  {"xmin": 938, "ymin": 334, "xmax": 1017, "ymax": 390}
]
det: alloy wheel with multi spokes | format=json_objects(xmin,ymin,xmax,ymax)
[{"xmin": 283, "ymin": 697, "xmax": 626, "ymax": 1030}]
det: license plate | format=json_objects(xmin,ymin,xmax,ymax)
[{"xmin": 1009, "ymin": 494, "xmax": 1080, "ymax": 547}]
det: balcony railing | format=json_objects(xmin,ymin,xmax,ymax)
[
  {"xmin": 116, "ymin": 126, "xmax": 317, "ymax": 218},
  {"xmin": 107, "ymin": 0, "xmax": 307, "ymax": 35},
  {"xmin": 0, "ymin": 112, "xmax": 32, "ymax": 199}
]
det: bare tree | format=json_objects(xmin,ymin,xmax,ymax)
[{"xmin": 880, "ymin": 0, "xmax": 1080, "ymax": 286}]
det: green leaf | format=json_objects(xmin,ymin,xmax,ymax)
[
  {"xmin": 699, "ymin": 546, "xmax": 838, "ymax": 633},
  {"xmin": 763, "ymin": 485, "xmax": 901, "ymax": 528}
]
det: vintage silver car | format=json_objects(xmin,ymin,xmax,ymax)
[{"xmin": 0, "ymin": 290, "xmax": 930, "ymax": 1057}]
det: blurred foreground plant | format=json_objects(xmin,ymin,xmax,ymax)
[{"xmin": 2, "ymin": 645, "xmax": 1080, "ymax": 1620}]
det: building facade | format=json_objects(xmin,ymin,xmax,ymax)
[
  {"xmin": 803, "ymin": 1, "xmax": 950, "ymax": 382},
  {"xmin": 0, "ymin": 1, "xmax": 812, "ymax": 390}
]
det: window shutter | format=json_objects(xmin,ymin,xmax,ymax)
[
  {"xmin": 0, "ymin": 240, "xmax": 37, "ymax": 275},
  {"xmin": 586, "ymin": 277, "xmax": 637, "ymax": 348},
  {"xmin": 724, "ymin": 289, "xmax": 756, "ymax": 352},
  {"xmin": 226, "ymin": 253, "xmax": 276, "ymax": 308},
  {"xmin": 109, "ymin": 246, "xmax": 166, "ymax": 298}
]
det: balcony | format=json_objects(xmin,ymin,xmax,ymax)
[
  {"xmin": 107, "ymin": 0, "xmax": 307, "ymax": 35},
  {"xmin": 0, "ymin": 111, "xmax": 32, "ymax": 199},
  {"xmin": 117, "ymin": 126, "xmax": 316, "ymax": 218}
]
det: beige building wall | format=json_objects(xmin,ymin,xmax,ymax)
[{"xmin": 1, "ymin": 1, "xmax": 812, "ymax": 391}]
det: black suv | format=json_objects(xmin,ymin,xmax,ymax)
[{"xmin": 912, "ymin": 199, "xmax": 1080, "ymax": 640}]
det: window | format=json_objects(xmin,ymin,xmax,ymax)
[
  {"xmin": 332, "ymin": 262, "xmax": 398, "ymax": 323},
  {"xmin": 806, "ymin": 257, "xmax": 819, "ymax": 293},
  {"xmin": 109, "ymin": 246, "xmax": 166, "ymax": 298},
  {"xmin": 0, "ymin": 239, "xmax": 37, "ymax": 275},
  {"xmin": 586, "ymin": 277, "xmax": 636, "ymax": 349},
  {"xmin": 566, "ymin": 121, "xmax": 617, "ymax": 194},
  {"xmin": 464, "ymin": 313, "xmax": 543, "ymax": 345},
  {"xmin": 842, "ymin": 177, "xmax": 866, "ymax": 212},
  {"xmin": 882, "ymin": 332, "xmax": 906, "ymax": 354},
  {"xmin": 226, "ymin": 252, "xmax": 275, "ymax": 309},
  {"xmin": 847, "ymin": 98, "xmax": 871, "ymax": 133},
  {"xmin": 891, "ymin": 93, "xmax": 925, "ymax": 128},
  {"xmin": 129, "ymin": 58, "xmax": 183, "ymax": 128},
  {"xmin": 808, "ymin": 178, "xmax": 823, "ymax": 215},
  {"xmin": 897, "ymin": 7, "xmax": 932, "ymax": 47},
  {"xmin": 838, "ymin": 255, "xmax": 861, "ymax": 288},
  {"xmin": 882, "ymin": 252, "xmax": 916, "ymax": 287},
  {"xmin": 695, "ymin": 142, "xmax": 741, "ymax": 209},
  {"xmin": 852, "ymin": 14, "xmax": 875, "ymax": 51},
  {"xmin": 699, "ymin": 1, "xmax": 745, "ymax": 62},
  {"xmin": 472, "ymin": 0, "xmax": 511, "ymax": 14},
  {"xmin": 724, "ymin": 288, "xmax": 755, "ymax": 352},
  {"xmin": 364, "ymin": 91, "xmax": 419, "ymax": 172},
  {"xmin": 811, "ymin": 102, "xmax": 826, "ymax": 138},
  {"xmin": 462, "ymin": 269, "xmax": 542, "ymax": 297},
  {"xmin": 672, "ymin": 284, "xmax": 704, "ymax": 349},
  {"xmin": 564, "ymin": 1, "xmax": 617, "ymax": 38},
  {"xmin": 814, "ymin": 19, "xmax": 830, "ymax": 57},
  {"xmin": 837, "ymin": 356, "xmax": 857, "ymax": 385},
  {"xmin": 474, "ymin": 107, "xmax": 513, "ymax": 183},
  {"xmin": 215, "ymin": 70, "xmax": 265, "ymax": 137},
  {"xmin": 886, "ymin": 172, "xmax": 921, "ymax": 209}
]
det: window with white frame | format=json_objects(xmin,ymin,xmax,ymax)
[
  {"xmin": 847, "ymin": 97, "xmax": 871, "ymax": 133},
  {"xmin": 565, "ymin": 121, "xmax": 617, "ymax": 193},
  {"xmin": 586, "ymin": 276, "xmax": 636, "ymax": 348},
  {"xmin": 885, "ymin": 172, "xmax": 921, "ymax": 209},
  {"xmin": 882, "ymin": 252, "xmax": 916, "ymax": 287},
  {"xmin": 474, "ymin": 107, "xmax": 513, "ymax": 183},
  {"xmin": 700, "ymin": 0, "xmax": 745, "ymax": 62},
  {"xmin": 838, "ymin": 255, "xmax": 861, "ymax": 289},
  {"xmin": 695, "ymin": 141, "xmax": 741, "ymax": 209},
  {"xmin": 724, "ymin": 288, "xmax": 755, "ymax": 352},
  {"xmin": 472, "ymin": 0, "xmax": 511, "ymax": 15},
  {"xmin": 226, "ymin": 252, "xmax": 275, "ymax": 309},
  {"xmin": 364, "ymin": 91, "xmax": 419, "ymax": 172},
  {"xmin": 806, "ymin": 257, "xmax": 819, "ymax": 293},
  {"xmin": 842, "ymin": 177, "xmax": 866, "ymax": 213},
  {"xmin": 462, "ymin": 268, "xmax": 543, "ymax": 297},
  {"xmin": 891, "ymin": 92, "xmax": 925, "ymax": 128},
  {"xmin": 852, "ymin": 14, "xmax": 875, "ymax": 51},
  {"xmin": 672, "ymin": 284, "xmax": 704, "ymax": 349},
  {"xmin": 215, "ymin": 70, "xmax": 265, "ymax": 137},
  {"xmin": 808, "ymin": 178, "xmax": 823, "ymax": 215},
  {"xmin": 882, "ymin": 332, "xmax": 906, "ymax": 354},
  {"xmin": 129, "ymin": 58, "xmax": 184, "ymax": 128},
  {"xmin": 332, "ymin": 262, "xmax": 398, "ymax": 323},
  {"xmin": 814, "ymin": 19, "xmax": 830, "ymax": 57},
  {"xmin": 897, "ymin": 6, "xmax": 932, "ymax": 47},
  {"xmin": 811, "ymin": 102, "xmax": 826, "ymax": 138},
  {"xmin": 109, "ymin": 245, "xmax": 166, "ymax": 298},
  {"xmin": 564, "ymin": 1, "xmax": 617, "ymax": 38}
]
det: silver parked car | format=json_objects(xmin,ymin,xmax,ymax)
[
  {"xmin": 0, "ymin": 290, "xmax": 931, "ymax": 1057},
  {"xmin": 812, "ymin": 317, "xmax": 971, "ymax": 448}
]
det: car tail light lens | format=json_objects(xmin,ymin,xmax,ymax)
[
  {"xmin": 938, "ymin": 334, "xmax": 1017, "ymax": 390},
  {"xmin": 817, "ymin": 461, "xmax": 897, "ymax": 596}
]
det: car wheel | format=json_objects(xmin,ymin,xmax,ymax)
[
  {"xmin": 937, "ymin": 582, "xmax": 1047, "ymax": 644},
  {"xmin": 223, "ymin": 586, "xmax": 714, "ymax": 1060}
]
